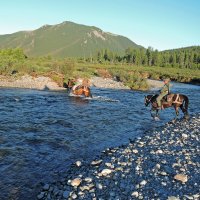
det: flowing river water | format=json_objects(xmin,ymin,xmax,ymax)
[{"xmin": 0, "ymin": 82, "xmax": 199, "ymax": 199}]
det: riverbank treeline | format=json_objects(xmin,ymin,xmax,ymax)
[
  {"xmin": 0, "ymin": 47, "xmax": 200, "ymax": 90},
  {"xmin": 93, "ymin": 46, "xmax": 200, "ymax": 69}
]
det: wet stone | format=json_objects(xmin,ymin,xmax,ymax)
[
  {"xmin": 71, "ymin": 178, "xmax": 82, "ymax": 187},
  {"xmin": 63, "ymin": 190, "xmax": 70, "ymax": 199},
  {"xmin": 37, "ymin": 192, "xmax": 45, "ymax": 199},
  {"xmin": 174, "ymin": 174, "xmax": 188, "ymax": 183},
  {"xmin": 75, "ymin": 161, "xmax": 82, "ymax": 167},
  {"xmin": 43, "ymin": 184, "xmax": 50, "ymax": 191}
]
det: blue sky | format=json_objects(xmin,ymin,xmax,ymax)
[{"xmin": 0, "ymin": 0, "xmax": 199, "ymax": 50}]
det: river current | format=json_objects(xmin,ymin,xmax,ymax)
[{"xmin": 0, "ymin": 82, "xmax": 199, "ymax": 199}]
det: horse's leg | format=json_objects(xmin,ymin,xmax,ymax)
[
  {"xmin": 87, "ymin": 88, "xmax": 92, "ymax": 98},
  {"xmin": 151, "ymin": 108, "xmax": 160, "ymax": 120},
  {"xmin": 89, "ymin": 90, "xmax": 92, "ymax": 98},
  {"xmin": 180, "ymin": 104, "xmax": 189, "ymax": 120},
  {"xmin": 150, "ymin": 107, "xmax": 155, "ymax": 117},
  {"xmin": 156, "ymin": 109, "xmax": 159, "ymax": 117},
  {"xmin": 154, "ymin": 109, "xmax": 160, "ymax": 120},
  {"xmin": 180, "ymin": 104, "xmax": 185, "ymax": 117},
  {"xmin": 172, "ymin": 105, "xmax": 179, "ymax": 122},
  {"xmin": 150, "ymin": 109, "xmax": 154, "ymax": 118}
]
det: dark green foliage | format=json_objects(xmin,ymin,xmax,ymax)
[
  {"xmin": 0, "ymin": 48, "xmax": 76, "ymax": 86},
  {"xmin": 109, "ymin": 70, "xmax": 149, "ymax": 90},
  {"xmin": 154, "ymin": 46, "xmax": 200, "ymax": 69},
  {"xmin": 93, "ymin": 46, "xmax": 200, "ymax": 70},
  {"xmin": 0, "ymin": 48, "xmax": 27, "ymax": 74}
]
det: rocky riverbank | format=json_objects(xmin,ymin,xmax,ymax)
[
  {"xmin": 0, "ymin": 75, "xmax": 130, "ymax": 90},
  {"xmin": 0, "ymin": 75, "xmax": 165, "ymax": 91},
  {"xmin": 0, "ymin": 75, "xmax": 66, "ymax": 90},
  {"xmin": 37, "ymin": 114, "xmax": 200, "ymax": 200},
  {"xmin": 90, "ymin": 77, "xmax": 130, "ymax": 90}
]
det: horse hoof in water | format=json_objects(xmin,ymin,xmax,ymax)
[
  {"xmin": 170, "ymin": 119, "xmax": 177, "ymax": 124},
  {"xmin": 154, "ymin": 116, "xmax": 160, "ymax": 121},
  {"xmin": 184, "ymin": 114, "xmax": 190, "ymax": 121}
]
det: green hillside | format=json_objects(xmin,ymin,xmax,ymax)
[{"xmin": 0, "ymin": 21, "xmax": 141, "ymax": 58}]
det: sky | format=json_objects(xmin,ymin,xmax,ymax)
[{"xmin": 0, "ymin": 0, "xmax": 199, "ymax": 50}]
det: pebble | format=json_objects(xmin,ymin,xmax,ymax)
[
  {"xmin": 131, "ymin": 191, "xmax": 139, "ymax": 197},
  {"xmin": 100, "ymin": 169, "xmax": 112, "ymax": 176},
  {"xmin": 97, "ymin": 183, "xmax": 103, "ymax": 190},
  {"xmin": 75, "ymin": 161, "xmax": 82, "ymax": 167},
  {"xmin": 43, "ymin": 183, "xmax": 50, "ymax": 191},
  {"xmin": 132, "ymin": 149, "xmax": 138, "ymax": 153},
  {"xmin": 91, "ymin": 160, "xmax": 102, "ymax": 166},
  {"xmin": 63, "ymin": 190, "xmax": 70, "ymax": 198},
  {"xmin": 174, "ymin": 174, "xmax": 188, "ymax": 183},
  {"xmin": 85, "ymin": 177, "xmax": 92, "ymax": 183},
  {"xmin": 37, "ymin": 192, "xmax": 45, "ymax": 199},
  {"xmin": 140, "ymin": 180, "xmax": 147, "ymax": 186},
  {"xmin": 71, "ymin": 178, "xmax": 82, "ymax": 187},
  {"xmin": 167, "ymin": 196, "xmax": 180, "ymax": 200},
  {"xmin": 71, "ymin": 193, "xmax": 77, "ymax": 199},
  {"xmin": 156, "ymin": 149, "xmax": 163, "ymax": 154}
]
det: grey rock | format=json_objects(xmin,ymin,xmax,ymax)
[
  {"xmin": 37, "ymin": 192, "xmax": 45, "ymax": 199},
  {"xmin": 63, "ymin": 190, "xmax": 70, "ymax": 198}
]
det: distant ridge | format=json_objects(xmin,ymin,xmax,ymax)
[{"xmin": 0, "ymin": 21, "xmax": 142, "ymax": 57}]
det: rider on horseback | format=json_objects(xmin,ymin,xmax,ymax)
[
  {"xmin": 157, "ymin": 78, "xmax": 170, "ymax": 109},
  {"xmin": 72, "ymin": 78, "xmax": 82, "ymax": 91}
]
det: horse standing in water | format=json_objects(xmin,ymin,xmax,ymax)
[
  {"xmin": 144, "ymin": 93, "xmax": 189, "ymax": 121},
  {"xmin": 67, "ymin": 79, "xmax": 92, "ymax": 98}
]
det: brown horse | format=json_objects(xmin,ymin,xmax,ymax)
[
  {"xmin": 67, "ymin": 79, "xmax": 92, "ymax": 98},
  {"xmin": 144, "ymin": 93, "xmax": 189, "ymax": 121}
]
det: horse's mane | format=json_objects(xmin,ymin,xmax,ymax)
[{"xmin": 148, "ymin": 94, "xmax": 158, "ymax": 102}]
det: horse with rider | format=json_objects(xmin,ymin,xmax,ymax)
[
  {"xmin": 145, "ymin": 78, "xmax": 189, "ymax": 121},
  {"xmin": 67, "ymin": 78, "xmax": 92, "ymax": 98}
]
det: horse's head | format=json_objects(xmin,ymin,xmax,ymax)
[
  {"xmin": 144, "ymin": 95, "xmax": 153, "ymax": 107},
  {"xmin": 67, "ymin": 79, "xmax": 76, "ymax": 89}
]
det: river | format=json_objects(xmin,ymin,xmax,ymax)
[{"xmin": 0, "ymin": 82, "xmax": 199, "ymax": 199}]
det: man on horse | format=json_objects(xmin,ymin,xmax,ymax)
[
  {"xmin": 144, "ymin": 79, "xmax": 189, "ymax": 120},
  {"xmin": 157, "ymin": 78, "xmax": 170, "ymax": 109},
  {"xmin": 71, "ymin": 78, "xmax": 82, "ymax": 92},
  {"xmin": 67, "ymin": 78, "xmax": 92, "ymax": 98}
]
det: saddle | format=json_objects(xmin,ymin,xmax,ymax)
[{"xmin": 162, "ymin": 94, "xmax": 174, "ymax": 103}]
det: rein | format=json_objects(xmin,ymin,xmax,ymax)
[{"xmin": 147, "ymin": 95, "xmax": 156, "ymax": 104}]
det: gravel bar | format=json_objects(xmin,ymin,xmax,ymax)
[{"xmin": 37, "ymin": 114, "xmax": 200, "ymax": 200}]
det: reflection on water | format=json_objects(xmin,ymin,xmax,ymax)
[{"xmin": 0, "ymin": 83, "xmax": 199, "ymax": 199}]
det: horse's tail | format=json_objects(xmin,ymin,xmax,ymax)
[
  {"xmin": 88, "ymin": 88, "xmax": 92, "ymax": 98},
  {"xmin": 183, "ymin": 95, "xmax": 189, "ymax": 111},
  {"xmin": 181, "ymin": 95, "xmax": 189, "ymax": 116}
]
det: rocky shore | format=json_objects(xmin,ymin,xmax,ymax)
[
  {"xmin": 0, "ymin": 75, "xmax": 130, "ymax": 90},
  {"xmin": 146, "ymin": 79, "xmax": 165, "ymax": 89},
  {"xmin": 0, "ymin": 75, "xmax": 65, "ymax": 90},
  {"xmin": 37, "ymin": 114, "xmax": 200, "ymax": 200},
  {"xmin": 90, "ymin": 77, "xmax": 130, "ymax": 90}
]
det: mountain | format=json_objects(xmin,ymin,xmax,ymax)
[{"xmin": 0, "ymin": 21, "xmax": 142, "ymax": 58}]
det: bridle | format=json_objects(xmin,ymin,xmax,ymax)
[{"xmin": 145, "ymin": 95, "xmax": 153, "ymax": 106}]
